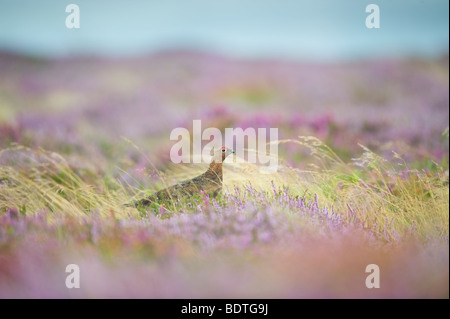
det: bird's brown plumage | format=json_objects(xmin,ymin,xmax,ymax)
[{"xmin": 127, "ymin": 147, "xmax": 235, "ymax": 207}]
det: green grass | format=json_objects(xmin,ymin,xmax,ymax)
[{"xmin": 1, "ymin": 137, "xmax": 448, "ymax": 242}]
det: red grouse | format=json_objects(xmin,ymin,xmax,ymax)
[{"xmin": 127, "ymin": 147, "xmax": 235, "ymax": 207}]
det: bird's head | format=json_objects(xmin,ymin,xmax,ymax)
[{"xmin": 211, "ymin": 146, "xmax": 235, "ymax": 163}]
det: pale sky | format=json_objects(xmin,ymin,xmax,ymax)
[{"xmin": 0, "ymin": 0, "xmax": 448, "ymax": 60}]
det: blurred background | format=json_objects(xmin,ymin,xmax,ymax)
[{"xmin": 0, "ymin": 0, "xmax": 448, "ymax": 175}]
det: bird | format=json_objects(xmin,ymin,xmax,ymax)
[{"xmin": 126, "ymin": 147, "xmax": 235, "ymax": 208}]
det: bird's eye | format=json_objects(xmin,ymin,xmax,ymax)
[{"xmin": 222, "ymin": 149, "xmax": 226, "ymax": 152}]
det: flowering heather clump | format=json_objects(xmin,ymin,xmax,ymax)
[
  {"xmin": 0, "ymin": 52, "xmax": 448, "ymax": 298},
  {"xmin": 0, "ymin": 189, "xmax": 448, "ymax": 298},
  {"xmin": 0, "ymin": 139, "xmax": 448, "ymax": 298}
]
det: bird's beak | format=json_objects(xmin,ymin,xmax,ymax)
[{"xmin": 232, "ymin": 150, "xmax": 236, "ymax": 154}]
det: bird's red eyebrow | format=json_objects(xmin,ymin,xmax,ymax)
[{"xmin": 220, "ymin": 147, "xmax": 227, "ymax": 150}]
